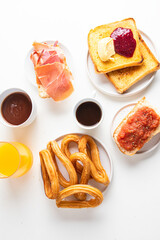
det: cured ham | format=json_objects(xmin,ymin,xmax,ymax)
[
  {"xmin": 46, "ymin": 69, "xmax": 74, "ymax": 101},
  {"xmin": 30, "ymin": 42, "xmax": 65, "ymax": 67},
  {"xmin": 30, "ymin": 41, "xmax": 73, "ymax": 101},
  {"xmin": 35, "ymin": 62, "xmax": 65, "ymax": 89}
]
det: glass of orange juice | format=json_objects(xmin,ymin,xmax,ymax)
[{"xmin": 0, "ymin": 142, "xmax": 33, "ymax": 178}]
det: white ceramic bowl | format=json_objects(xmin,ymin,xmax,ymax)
[
  {"xmin": 0, "ymin": 88, "xmax": 37, "ymax": 128},
  {"xmin": 73, "ymin": 97, "xmax": 104, "ymax": 130}
]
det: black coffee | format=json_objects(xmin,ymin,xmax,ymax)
[{"xmin": 76, "ymin": 101, "xmax": 102, "ymax": 126}]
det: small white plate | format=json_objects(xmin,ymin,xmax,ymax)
[
  {"xmin": 54, "ymin": 133, "xmax": 113, "ymax": 194},
  {"xmin": 111, "ymin": 104, "xmax": 160, "ymax": 155},
  {"xmin": 25, "ymin": 40, "xmax": 75, "ymax": 87},
  {"xmin": 87, "ymin": 30, "xmax": 157, "ymax": 98}
]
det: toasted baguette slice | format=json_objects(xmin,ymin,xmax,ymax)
[
  {"xmin": 113, "ymin": 97, "xmax": 160, "ymax": 156},
  {"xmin": 35, "ymin": 75, "xmax": 49, "ymax": 98},
  {"xmin": 88, "ymin": 18, "xmax": 143, "ymax": 74},
  {"xmin": 106, "ymin": 34, "xmax": 160, "ymax": 93},
  {"xmin": 38, "ymin": 84, "xmax": 49, "ymax": 98}
]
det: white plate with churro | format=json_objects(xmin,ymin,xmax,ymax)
[{"xmin": 39, "ymin": 133, "xmax": 113, "ymax": 208}]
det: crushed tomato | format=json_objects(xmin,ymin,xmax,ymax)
[{"xmin": 117, "ymin": 107, "xmax": 160, "ymax": 151}]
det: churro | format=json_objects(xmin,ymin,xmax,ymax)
[
  {"xmin": 69, "ymin": 152, "xmax": 91, "ymax": 200},
  {"xmin": 47, "ymin": 140, "xmax": 78, "ymax": 188},
  {"xmin": 78, "ymin": 135, "xmax": 110, "ymax": 185},
  {"xmin": 61, "ymin": 134, "xmax": 91, "ymax": 174},
  {"xmin": 56, "ymin": 184, "xmax": 103, "ymax": 208},
  {"xmin": 39, "ymin": 134, "xmax": 111, "ymax": 208},
  {"xmin": 39, "ymin": 149, "xmax": 59, "ymax": 199},
  {"xmin": 61, "ymin": 134, "xmax": 80, "ymax": 159}
]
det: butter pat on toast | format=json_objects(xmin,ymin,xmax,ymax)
[
  {"xmin": 88, "ymin": 18, "xmax": 143, "ymax": 74},
  {"xmin": 106, "ymin": 35, "xmax": 160, "ymax": 93}
]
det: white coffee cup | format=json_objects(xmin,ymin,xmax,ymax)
[
  {"xmin": 73, "ymin": 97, "xmax": 104, "ymax": 130},
  {"xmin": 0, "ymin": 88, "xmax": 37, "ymax": 128}
]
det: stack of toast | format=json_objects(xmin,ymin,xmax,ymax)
[{"xmin": 88, "ymin": 18, "xmax": 160, "ymax": 93}]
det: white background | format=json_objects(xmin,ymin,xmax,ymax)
[{"xmin": 0, "ymin": 0, "xmax": 160, "ymax": 239}]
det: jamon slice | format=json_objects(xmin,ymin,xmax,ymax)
[
  {"xmin": 42, "ymin": 53, "xmax": 61, "ymax": 65},
  {"xmin": 32, "ymin": 42, "xmax": 52, "ymax": 51},
  {"xmin": 35, "ymin": 62, "xmax": 65, "ymax": 88},
  {"xmin": 46, "ymin": 68, "xmax": 74, "ymax": 101},
  {"xmin": 30, "ymin": 41, "xmax": 73, "ymax": 101},
  {"xmin": 30, "ymin": 42, "xmax": 65, "ymax": 67}
]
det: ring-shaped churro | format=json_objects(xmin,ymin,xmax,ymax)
[
  {"xmin": 61, "ymin": 134, "xmax": 91, "ymax": 174},
  {"xmin": 56, "ymin": 184, "xmax": 103, "ymax": 208},
  {"xmin": 61, "ymin": 134, "xmax": 80, "ymax": 159},
  {"xmin": 47, "ymin": 140, "xmax": 78, "ymax": 188},
  {"xmin": 39, "ymin": 149, "xmax": 59, "ymax": 199},
  {"xmin": 78, "ymin": 135, "xmax": 110, "ymax": 185},
  {"xmin": 69, "ymin": 152, "xmax": 91, "ymax": 200}
]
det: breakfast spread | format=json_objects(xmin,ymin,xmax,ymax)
[
  {"xmin": 1, "ymin": 92, "xmax": 32, "ymax": 125},
  {"xmin": 39, "ymin": 134, "xmax": 110, "ymax": 208},
  {"xmin": 88, "ymin": 18, "xmax": 160, "ymax": 93},
  {"xmin": 1, "ymin": 17, "xmax": 160, "ymax": 214},
  {"xmin": 113, "ymin": 97, "xmax": 160, "ymax": 155},
  {"xmin": 30, "ymin": 41, "xmax": 74, "ymax": 101}
]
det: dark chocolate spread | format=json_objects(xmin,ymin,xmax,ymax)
[{"xmin": 1, "ymin": 92, "xmax": 32, "ymax": 125}]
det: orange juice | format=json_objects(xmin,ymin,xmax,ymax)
[{"xmin": 0, "ymin": 142, "xmax": 33, "ymax": 178}]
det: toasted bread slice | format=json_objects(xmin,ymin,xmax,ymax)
[
  {"xmin": 38, "ymin": 84, "xmax": 49, "ymax": 98},
  {"xmin": 88, "ymin": 18, "xmax": 143, "ymax": 74},
  {"xmin": 106, "ymin": 34, "xmax": 160, "ymax": 93},
  {"xmin": 113, "ymin": 97, "xmax": 160, "ymax": 156},
  {"xmin": 35, "ymin": 76, "xmax": 49, "ymax": 98}
]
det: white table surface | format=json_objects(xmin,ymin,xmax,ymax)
[{"xmin": 0, "ymin": 0, "xmax": 160, "ymax": 239}]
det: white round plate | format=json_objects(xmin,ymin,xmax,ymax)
[
  {"xmin": 25, "ymin": 40, "xmax": 75, "ymax": 87},
  {"xmin": 54, "ymin": 133, "xmax": 113, "ymax": 194},
  {"xmin": 87, "ymin": 30, "xmax": 157, "ymax": 97},
  {"xmin": 111, "ymin": 104, "xmax": 160, "ymax": 155}
]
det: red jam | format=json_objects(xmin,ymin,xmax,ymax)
[
  {"xmin": 117, "ymin": 107, "xmax": 160, "ymax": 151},
  {"xmin": 110, "ymin": 27, "xmax": 136, "ymax": 57}
]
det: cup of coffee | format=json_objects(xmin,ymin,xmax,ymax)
[
  {"xmin": 0, "ymin": 88, "xmax": 37, "ymax": 128},
  {"xmin": 73, "ymin": 98, "xmax": 104, "ymax": 129}
]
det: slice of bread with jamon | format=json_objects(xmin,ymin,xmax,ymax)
[
  {"xmin": 113, "ymin": 97, "xmax": 160, "ymax": 156},
  {"xmin": 30, "ymin": 41, "xmax": 74, "ymax": 101},
  {"xmin": 88, "ymin": 18, "xmax": 143, "ymax": 74},
  {"xmin": 106, "ymin": 34, "xmax": 160, "ymax": 93}
]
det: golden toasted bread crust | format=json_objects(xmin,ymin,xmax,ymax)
[
  {"xmin": 113, "ymin": 97, "xmax": 160, "ymax": 155},
  {"xmin": 106, "ymin": 33, "xmax": 160, "ymax": 93},
  {"xmin": 88, "ymin": 18, "xmax": 143, "ymax": 74}
]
